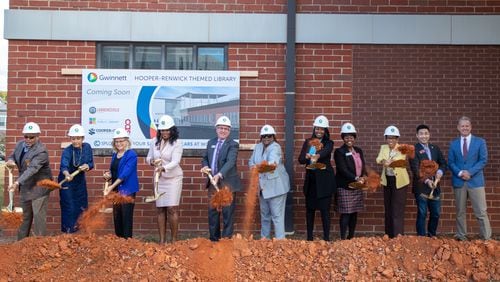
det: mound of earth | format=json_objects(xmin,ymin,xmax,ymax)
[{"xmin": 0, "ymin": 234, "xmax": 497, "ymax": 281}]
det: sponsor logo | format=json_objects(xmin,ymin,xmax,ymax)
[
  {"xmin": 88, "ymin": 128, "xmax": 114, "ymax": 135},
  {"xmin": 124, "ymin": 119, "xmax": 132, "ymax": 134},
  {"xmin": 88, "ymin": 107, "xmax": 120, "ymax": 114},
  {"xmin": 89, "ymin": 118, "xmax": 96, "ymax": 125}
]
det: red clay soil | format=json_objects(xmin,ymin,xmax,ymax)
[
  {"xmin": 241, "ymin": 167, "xmax": 259, "ymax": 238},
  {"xmin": 0, "ymin": 234, "xmax": 497, "ymax": 281},
  {"xmin": 0, "ymin": 211, "xmax": 22, "ymax": 229}
]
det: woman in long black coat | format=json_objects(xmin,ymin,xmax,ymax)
[{"xmin": 298, "ymin": 115, "xmax": 336, "ymax": 241}]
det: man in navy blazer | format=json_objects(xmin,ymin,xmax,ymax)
[
  {"xmin": 448, "ymin": 116, "xmax": 491, "ymax": 241},
  {"xmin": 201, "ymin": 116, "xmax": 242, "ymax": 241},
  {"xmin": 409, "ymin": 124, "xmax": 447, "ymax": 237}
]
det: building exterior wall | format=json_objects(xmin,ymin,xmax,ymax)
[{"xmin": 4, "ymin": 0, "xmax": 500, "ymax": 237}]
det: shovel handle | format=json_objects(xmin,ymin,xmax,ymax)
[
  {"xmin": 154, "ymin": 169, "xmax": 161, "ymax": 184},
  {"xmin": 7, "ymin": 167, "xmax": 13, "ymax": 187},
  {"xmin": 5, "ymin": 168, "xmax": 14, "ymax": 212},
  {"xmin": 103, "ymin": 181, "xmax": 110, "ymax": 196},
  {"xmin": 206, "ymin": 171, "xmax": 220, "ymax": 192},
  {"xmin": 59, "ymin": 168, "xmax": 83, "ymax": 186}
]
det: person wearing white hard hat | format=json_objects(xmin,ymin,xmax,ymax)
[
  {"xmin": 146, "ymin": 115, "xmax": 184, "ymax": 244},
  {"xmin": 376, "ymin": 125, "xmax": 410, "ymax": 238},
  {"xmin": 6, "ymin": 122, "xmax": 53, "ymax": 240},
  {"xmin": 103, "ymin": 128, "xmax": 139, "ymax": 238},
  {"xmin": 249, "ymin": 124, "xmax": 290, "ymax": 239},
  {"xmin": 201, "ymin": 115, "xmax": 242, "ymax": 241},
  {"xmin": 57, "ymin": 124, "xmax": 94, "ymax": 233},
  {"xmin": 334, "ymin": 123, "xmax": 367, "ymax": 240},
  {"xmin": 298, "ymin": 115, "xmax": 336, "ymax": 241}
]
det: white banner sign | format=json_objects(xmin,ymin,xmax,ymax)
[{"xmin": 82, "ymin": 69, "xmax": 240, "ymax": 149}]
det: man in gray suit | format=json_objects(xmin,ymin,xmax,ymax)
[
  {"xmin": 6, "ymin": 122, "xmax": 52, "ymax": 240},
  {"xmin": 201, "ymin": 116, "xmax": 242, "ymax": 241}
]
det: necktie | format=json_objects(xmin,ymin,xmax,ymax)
[
  {"xmin": 211, "ymin": 140, "xmax": 223, "ymax": 175},
  {"xmin": 424, "ymin": 145, "xmax": 431, "ymax": 160},
  {"xmin": 462, "ymin": 138, "xmax": 468, "ymax": 158}
]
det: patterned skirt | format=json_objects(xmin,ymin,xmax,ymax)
[{"xmin": 336, "ymin": 187, "xmax": 365, "ymax": 214}]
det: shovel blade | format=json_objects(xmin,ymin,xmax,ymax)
[{"xmin": 144, "ymin": 192, "xmax": 166, "ymax": 203}]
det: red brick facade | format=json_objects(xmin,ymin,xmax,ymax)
[{"xmin": 4, "ymin": 1, "xmax": 499, "ymax": 238}]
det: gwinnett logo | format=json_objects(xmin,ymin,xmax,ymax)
[{"xmin": 87, "ymin": 73, "xmax": 98, "ymax": 82}]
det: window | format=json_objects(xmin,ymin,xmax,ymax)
[{"xmin": 97, "ymin": 43, "xmax": 227, "ymax": 70}]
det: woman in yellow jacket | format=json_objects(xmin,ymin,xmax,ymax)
[{"xmin": 376, "ymin": 125, "xmax": 410, "ymax": 238}]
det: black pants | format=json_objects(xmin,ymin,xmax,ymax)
[
  {"xmin": 113, "ymin": 194, "xmax": 136, "ymax": 239},
  {"xmin": 383, "ymin": 176, "xmax": 407, "ymax": 238},
  {"xmin": 306, "ymin": 205, "xmax": 331, "ymax": 241},
  {"xmin": 339, "ymin": 212, "xmax": 358, "ymax": 240}
]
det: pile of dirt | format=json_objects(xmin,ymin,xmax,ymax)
[{"xmin": 0, "ymin": 234, "xmax": 497, "ymax": 281}]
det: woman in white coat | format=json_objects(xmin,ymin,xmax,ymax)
[
  {"xmin": 249, "ymin": 124, "xmax": 290, "ymax": 239},
  {"xmin": 146, "ymin": 115, "xmax": 183, "ymax": 243}
]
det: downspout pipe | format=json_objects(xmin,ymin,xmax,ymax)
[{"xmin": 284, "ymin": 0, "xmax": 296, "ymax": 233}]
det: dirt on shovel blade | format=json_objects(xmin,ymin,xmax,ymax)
[
  {"xmin": 78, "ymin": 192, "xmax": 134, "ymax": 233},
  {"xmin": 0, "ymin": 211, "xmax": 22, "ymax": 229}
]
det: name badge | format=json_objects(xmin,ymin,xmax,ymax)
[
  {"xmin": 211, "ymin": 145, "xmax": 216, "ymax": 148},
  {"xmin": 345, "ymin": 152, "xmax": 352, "ymax": 156}
]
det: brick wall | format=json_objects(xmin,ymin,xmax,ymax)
[
  {"xmin": 5, "ymin": 42, "xmax": 500, "ymax": 239},
  {"xmin": 10, "ymin": 0, "xmax": 500, "ymax": 14},
  {"xmin": 353, "ymin": 45, "xmax": 500, "ymax": 234}
]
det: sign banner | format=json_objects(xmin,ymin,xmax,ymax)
[{"xmin": 82, "ymin": 69, "xmax": 240, "ymax": 149}]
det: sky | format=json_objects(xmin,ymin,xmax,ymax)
[{"xmin": 1, "ymin": 1, "xmax": 8, "ymax": 91}]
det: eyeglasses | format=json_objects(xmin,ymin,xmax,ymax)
[
  {"xmin": 261, "ymin": 134, "xmax": 274, "ymax": 139},
  {"xmin": 24, "ymin": 135, "xmax": 37, "ymax": 139},
  {"xmin": 114, "ymin": 139, "xmax": 127, "ymax": 143}
]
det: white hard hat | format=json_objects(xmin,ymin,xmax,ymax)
[
  {"xmin": 22, "ymin": 122, "xmax": 41, "ymax": 134},
  {"xmin": 157, "ymin": 115, "xmax": 175, "ymax": 130},
  {"xmin": 215, "ymin": 116, "xmax": 231, "ymax": 127},
  {"xmin": 260, "ymin": 124, "xmax": 276, "ymax": 136},
  {"xmin": 340, "ymin": 122, "xmax": 356, "ymax": 134},
  {"xmin": 113, "ymin": 128, "xmax": 129, "ymax": 139},
  {"xmin": 384, "ymin": 125, "xmax": 400, "ymax": 137},
  {"xmin": 68, "ymin": 124, "xmax": 85, "ymax": 137},
  {"xmin": 313, "ymin": 115, "xmax": 329, "ymax": 128}
]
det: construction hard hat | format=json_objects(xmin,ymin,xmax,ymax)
[
  {"xmin": 113, "ymin": 128, "xmax": 129, "ymax": 139},
  {"xmin": 68, "ymin": 124, "xmax": 85, "ymax": 137},
  {"xmin": 157, "ymin": 115, "xmax": 175, "ymax": 130},
  {"xmin": 340, "ymin": 123, "xmax": 357, "ymax": 134},
  {"xmin": 215, "ymin": 116, "xmax": 231, "ymax": 127},
  {"xmin": 384, "ymin": 125, "xmax": 400, "ymax": 137},
  {"xmin": 260, "ymin": 124, "xmax": 276, "ymax": 136},
  {"xmin": 313, "ymin": 115, "xmax": 329, "ymax": 128},
  {"xmin": 22, "ymin": 122, "xmax": 41, "ymax": 134}
]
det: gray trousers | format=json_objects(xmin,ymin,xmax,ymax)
[
  {"xmin": 453, "ymin": 184, "xmax": 491, "ymax": 240},
  {"xmin": 18, "ymin": 195, "xmax": 50, "ymax": 240}
]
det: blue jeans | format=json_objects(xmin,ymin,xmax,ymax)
[{"xmin": 415, "ymin": 193, "xmax": 441, "ymax": 236}]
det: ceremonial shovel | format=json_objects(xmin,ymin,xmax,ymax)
[{"xmin": 145, "ymin": 160, "xmax": 166, "ymax": 203}]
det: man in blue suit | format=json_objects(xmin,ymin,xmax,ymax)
[
  {"xmin": 201, "ymin": 116, "xmax": 242, "ymax": 241},
  {"xmin": 448, "ymin": 116, "xmax": 491, "ymax": 241}
]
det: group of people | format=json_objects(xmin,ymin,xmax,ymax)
[{"xmin": 5, "ymin": 115, "xmax": 491, "ymax": 242}]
